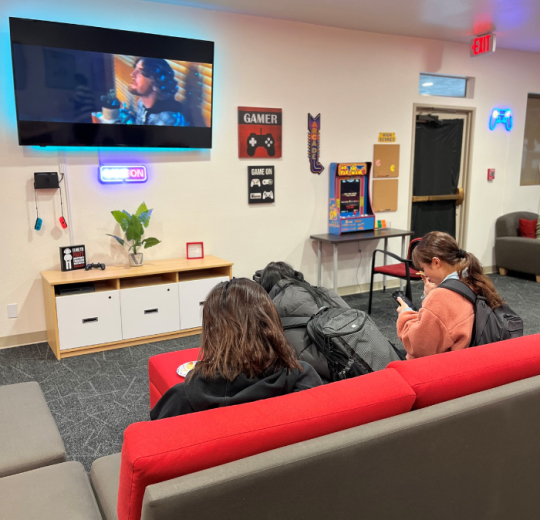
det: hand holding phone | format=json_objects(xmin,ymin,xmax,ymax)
[{"xmin": 392, "ymin": 291, "xmax": 418, "ymax": 312}]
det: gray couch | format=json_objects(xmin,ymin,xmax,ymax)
[
  {"xmin": 0, "ymin": 382, "xmax": 102, "ymax": 520},
  {"xmin": 89, "ymin": 375, "xmax": 540, "ymax": 520},
  {"xmin": 495, "ymin": 211, "xmax": 540, "ymax": 280},
  {"xmin": 4, "ymin": 363, "xmax": 540, "ymax": 520}
]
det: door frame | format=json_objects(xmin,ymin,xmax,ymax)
[{"xmin": 408, "ymin": 103, "xmax": 476, "ymax": 248}]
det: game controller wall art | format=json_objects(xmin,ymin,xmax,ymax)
[
  {"xmin": 248, "ymin": 166, "xmax": 275, "ymax": 204},
  {"xmin": 238, "ymin": 107, "xmax": 282, "ymax": 158},
  {"xmin": 489, "ymin": 108, "xmax": 513, "ymax": 131}
]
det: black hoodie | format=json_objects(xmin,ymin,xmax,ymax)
[{"xmin": 150, "ymin": 361, "xmax": 322, "ymax": 420}]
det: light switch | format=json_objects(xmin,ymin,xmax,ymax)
[{"xmin": 7, "ymin": 304, "xmax": 18, "ymax": 319}]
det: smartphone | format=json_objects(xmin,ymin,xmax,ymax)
[{"xmin": 392, "ymin": 291, "xmax": 418, "ymax": 312}]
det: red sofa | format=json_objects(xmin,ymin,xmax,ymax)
[{"xmin": 90, "ymin": 333, "xmax": 540, "ymax": 520}]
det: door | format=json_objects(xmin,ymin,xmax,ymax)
[{"xmin": 410, "ymin": 106, "xmax": 472, "ymax": 244}]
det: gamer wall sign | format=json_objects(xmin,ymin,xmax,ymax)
[
  {"xmin": 239, "ymin": 107, "xmax": 282, "ymax": 158},
  {"xmin": 308, "ymin": 114, "xmax": 324, "ymax": 174},
  {"xmin": 248, "ymin": 166, "xmax": 275, "ymax": 204}
]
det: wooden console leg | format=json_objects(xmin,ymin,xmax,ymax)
[
  {"xmin": 536, "ymin": 275, "xmax": 540, "ymax": 283},
  {"xmin": 499, "ymin": 268, "xmax": 508, "ymax": 276}
]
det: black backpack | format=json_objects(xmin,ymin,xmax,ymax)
[
  {"xmin": 282, "ymin": 307, "xmax": 402, "ymax": 382},
  {"xmin": 438, "ymin": 279, "xmax": 523, "ymax": 346}
]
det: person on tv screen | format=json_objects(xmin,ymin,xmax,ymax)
[{"xmin": 128, "ymin": 57, "xmax": 187, "ymax": 126}]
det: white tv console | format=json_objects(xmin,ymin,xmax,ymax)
[{"xmin": 41, "ymin": 256, "xmax": 233, "ymax": 360}]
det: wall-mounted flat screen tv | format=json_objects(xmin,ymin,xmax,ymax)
[{"xmin": 9, "ymin": 18, "xmax": 214, "ymax": 148}]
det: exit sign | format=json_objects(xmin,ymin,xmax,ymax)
[{"xmin": 470, "ymin": 33, "xmax": 496, "ymax": 57}]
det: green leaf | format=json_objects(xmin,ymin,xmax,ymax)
[
  {"xmin": 126, "ymin": 214, "xmax": 144, "ymax": 242},
  {"xmin": 111, "ymin": 211, "xmax": 130, "ymax": 232},
  {"xmin": 106, "ymin": 234, "xmax": 125, "ymax": 247},
  {"xmin": 135, "ymin": 202, "xmax": 148, "ymax": 219},
  {"xmin": 138, "ymin": 209, "xmax": 153, "ymax": 228},
  {"xmin": 142, "ymin": 237, "xmax": 161, "ymax": 249}
]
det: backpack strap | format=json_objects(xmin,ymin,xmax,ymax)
[
  {"xmin": 438, "ymin": 279, "xmax": 477, "ymax": 305},
  {"xmin": 438, "ymin": 278, "xmax": 477, "ymax": 347},
  {"xmin": 280, "ymin": 316, "xmax": 311, "ymax": 330}
]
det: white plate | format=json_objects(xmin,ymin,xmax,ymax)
[{"xmin": 177, "ymin": 361, "xmax": 198, "ymax": 378}]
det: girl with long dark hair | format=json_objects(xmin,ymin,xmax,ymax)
[
  {"xmin": 150, "ymin": 278, "xmax": 322, "ymax": 420},
  {"xmin": 396, "ymin": 231, "xmax": 505, "ymax": 359}
]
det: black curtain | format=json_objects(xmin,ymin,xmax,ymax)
[{"xmin": 411, "ymin": 119, "xmax": 463, "ymax": 239}]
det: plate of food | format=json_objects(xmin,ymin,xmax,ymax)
[{"xmin": 177, "ymin": 361, "xmax": 198, "ymax": 378}]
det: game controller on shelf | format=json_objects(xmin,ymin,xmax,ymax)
[
  {"xmin": 85, "ymin": 263, "xmax": 106, "ymax": 271},
  {"xmin": 489, "ymin": 109, "xmax": 513, "ymax": 131},
  {"xmin": 262, "ymin": 179, "xmax": 273, "ymax": 185},
  {"xmin": 263, "ymin": 191, "xmax": 274, "ymax": 200},
  {"xmin": 247, "ymin": 131, "xmax": 275, "ymax": 157},
  {"xmin": 250, "ymin": 178, "xmax": 261, "ymax": 187}
]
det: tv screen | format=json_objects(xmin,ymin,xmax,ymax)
[{"xmin": 9, "ymin": 18, "xmax": 214, "ymax": 148}]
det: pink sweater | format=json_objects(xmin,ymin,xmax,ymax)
[{"xmin": 397, "ymin": 288, "xmax": 474, "ymax": 360}]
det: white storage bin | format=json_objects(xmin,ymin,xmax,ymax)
[
  {"xmin": 56, "ymin": 291, "xmax": 122, "ymax": 351},
  {"xmin": 178, "ymin": 276, "xmax": 229, "ymax": 330},
  {"xmin": 120, "ymin": 283, "xmax": 180, "ymax": 340}
]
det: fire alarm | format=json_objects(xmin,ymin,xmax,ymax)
[{"xmin": 487, "ymin": 169, "xmax": 495, "ymax": 181}]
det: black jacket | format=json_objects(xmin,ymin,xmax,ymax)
[
  {"xmin": 150, "ymin": 361, "xmax": 322, "ymax": 420},
  {"xmin": 269, "ymin": 280, "xmax": 349, "ymax": 382}
]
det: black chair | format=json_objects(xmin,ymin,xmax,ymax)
[{"xmin": 368, "ymin": 238, "xmax": 423, "ymax": 314}]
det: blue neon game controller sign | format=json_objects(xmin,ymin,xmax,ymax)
[
  {"xmin": 489, "ymin": 109, "xmax": 513, "ymax": 131},
  {"xmin": 99, "ymin": 165, "xmax": 147, "ymax": 183}
]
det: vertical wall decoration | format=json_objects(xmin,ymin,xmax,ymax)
[
  {"xmin": 308, "ymin": 114, "xmax": 324, "ymax": 174},
  {"xmin": 248, "ymin": 166, "xmax": 275, "ymax": 204},
  {"xmin": 238, "ymin": 107, "xmax": 282, "ymax": 158}
]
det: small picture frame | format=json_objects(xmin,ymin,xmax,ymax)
[
  {"xmin": 60, "ymin": 245, "xmax": 86, "ymax": 272},
  {"xmin": 186, "ymin": 242, "xmax": 204, "ymax": 260}
]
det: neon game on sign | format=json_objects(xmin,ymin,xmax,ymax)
[{"xmin": 99, "ymin": 166, "xmax": 147, "ymax": 183}]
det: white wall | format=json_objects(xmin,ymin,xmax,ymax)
[{"xmin": 1, "ymin": 0, "xmax": 540, "ymax": 344}]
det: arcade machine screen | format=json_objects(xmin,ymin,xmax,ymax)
[{"xmin": 339, "ymin": 178, "xmax": 360, "ymax": 217}]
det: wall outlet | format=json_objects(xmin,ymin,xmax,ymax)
[{"xmin": 7, "ymin": 304, "xmax": 18, "ymax": 319}]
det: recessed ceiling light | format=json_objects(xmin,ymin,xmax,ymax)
[{"xmin": 422, "ymin": 82, "xmax": 434, "ymax": 87}]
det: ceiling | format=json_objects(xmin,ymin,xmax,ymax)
[{"xmin": 146, "ymin": 0, "xmax": 540, "ymax": 54}]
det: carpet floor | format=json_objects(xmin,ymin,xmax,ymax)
[{"xmin": 0, "ymin": 272, "xmax": 538, "ymax": 471}]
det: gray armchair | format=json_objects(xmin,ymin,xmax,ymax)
[{"xmin": 495, "ymin": 211, "xmax": 540, "ymax": 281}]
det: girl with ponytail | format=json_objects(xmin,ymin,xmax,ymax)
[{"xmin": 396, "ymin": 231, "xmax": 505, "ymax": 359}]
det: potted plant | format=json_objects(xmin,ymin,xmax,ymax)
[{"xmin": 107, "ymin": 202, "xmax": 161, "ymax": 266}]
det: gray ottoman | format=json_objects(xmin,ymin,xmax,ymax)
[
  {"xmin": 0, "ymin": 382, "xmax": 66, "ymax": 477},
  {"xmin": 0, "ymin": 461, "xmax": 102, "ymax": 520}
]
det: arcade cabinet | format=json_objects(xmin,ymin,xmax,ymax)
[{"xmin": 328, "ymin": 162, "xmax": 375, "ymax": 234}]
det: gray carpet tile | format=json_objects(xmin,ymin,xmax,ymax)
[{"xmin": 0, "ymin": 272, "xmax": 538, "ymax": 472}]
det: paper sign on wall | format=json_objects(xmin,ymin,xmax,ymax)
[
  {"xmin": 373, "ymin": 144, "xmax": 400, "ymax": 178},
  {"xmin": 378, "ymin": 132, "xmax": 396, "ymax": 143}
]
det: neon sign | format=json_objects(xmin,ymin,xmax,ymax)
[
  {"xmin": 99, "ymin": 166, "xmax": 147, "ymax": 183},
  {"xmin": 489, "ymin": 109, "xmax": 513, "ymax": 131}
]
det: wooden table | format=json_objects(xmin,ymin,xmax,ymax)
[
  {"xmin": 310, "ymin": 228, "xmax": 414, "ymax": 292},
  {"xmin": 41, "ymin": 256, "xmax": 233, "ymax": 360}
]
